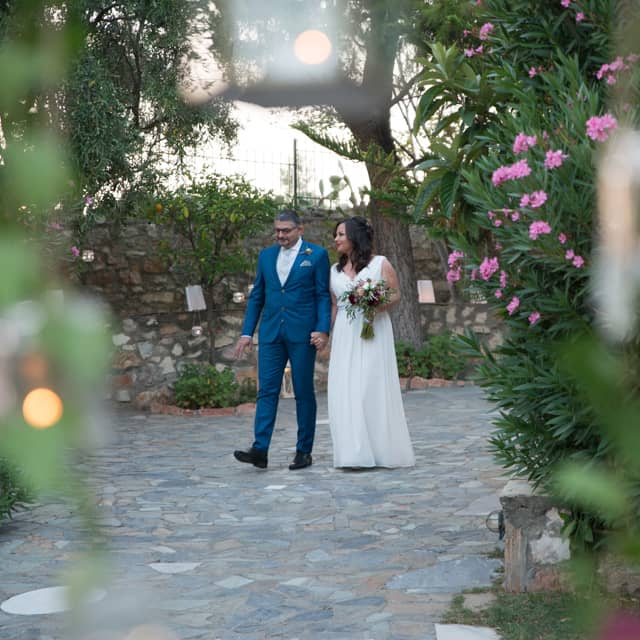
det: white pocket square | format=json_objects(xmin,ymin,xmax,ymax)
[{"xmin": 300, "ymin": 260, "xmax": 313, "ymax": 267}]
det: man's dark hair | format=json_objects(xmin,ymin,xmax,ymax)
[{"xmin": 276, "ymin": 209, "xmax": 302, "ymax": 226}]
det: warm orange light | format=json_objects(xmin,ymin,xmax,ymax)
[
  {"xmin": 22, "ymin": 388, "xmax": 63, "ymax": 429},
  {"xmin": 293, "ymin": 29, "xmax": 332, "ymax": 65}
]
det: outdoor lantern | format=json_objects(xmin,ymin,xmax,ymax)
[
  {"xmin": 185, "ymin": 285, "xmax": 207, "ymax": 338},
  {"xmin": 595, "ymin": 129, "xmax": 640, "ymax": 340}
]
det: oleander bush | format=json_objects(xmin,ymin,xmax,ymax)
[
  {"xmin": 417, "ymin": 0, "xmax": 640, "ymax": 546},
  {"xmin": 173, "ymin": 364, "xmax": 256, "ymax": 409}
]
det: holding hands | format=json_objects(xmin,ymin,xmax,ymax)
[
  {"xmin": 310, "ymin": 331, "xmax": 329, "ymax": 351},
  {"xmin": 233, "ymin": 336, "xmax": 253, "ymax": 359}
]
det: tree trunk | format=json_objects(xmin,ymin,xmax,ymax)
[
  {"xmin": 205, "ymin": 284, "xmax": 217, "ymax": 365},
  {"xmin": 369, "ymin": 194, "xmax": 422, "ymax": 347},
  {"xmin": 334, "ymin": 0, "xmax": 423, "ymax": 348}
]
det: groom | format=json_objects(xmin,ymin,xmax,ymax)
[{"xmin": 233, "ymin": 210, "xmax": 331, "ymax": 470}]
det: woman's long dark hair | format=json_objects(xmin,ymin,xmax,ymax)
[{"xmin": 335, "ymin": 216, "xmax": 374, "ymax": 274}]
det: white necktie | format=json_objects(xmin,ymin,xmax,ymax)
[{"xmin": 277, "ymin": 248, "xmax": 296, "ymax": 285}]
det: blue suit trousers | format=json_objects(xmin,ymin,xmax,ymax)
[{"xmin": 252, "ymin": 333, "xmax": 317, "ymax": 455}]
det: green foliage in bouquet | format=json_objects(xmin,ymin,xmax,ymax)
[{"xmin": 173, "ymin": 364, "xmax": 256, "ymax": 409}]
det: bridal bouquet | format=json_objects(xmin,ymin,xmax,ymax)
[{"xmin": 339, "ymin": 278, "xmax": 394, "ymax": 339}]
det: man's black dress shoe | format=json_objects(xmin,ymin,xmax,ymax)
[
  {"xmin": 234, "ymin": 447, "xmax": 268, "ymax": 469},
  {"xmin": 289, "ymin": 451, "xmax": 312, "ymax": 470}
]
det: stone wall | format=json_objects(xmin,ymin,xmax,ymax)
[{"xmin": 77, "ymin": 212, "xmax": 504, "ymax": 408}]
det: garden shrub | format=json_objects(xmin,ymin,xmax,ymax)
[
  {"xmin": 396, "ymin": 331, "xmax": 467, "ymax": 380},
  {"xmin": 173, "ymin": 364, "xmax": 256, "ymax": 409},
  {"xmin": 0, "ymin": 458, "xmax": 33, "ymax": 523}
]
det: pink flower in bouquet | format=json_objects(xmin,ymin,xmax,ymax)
[{"xmin": 339, "ymin": 278, "xmax": 395, "ymax": 339}]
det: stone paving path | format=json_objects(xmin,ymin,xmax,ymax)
[{"xmin": 0, "ymin": 386, "xmax": 508, "ymax": 640}]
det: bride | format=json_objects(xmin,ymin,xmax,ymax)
[{"xmin": 328, "ymin": 216, "xmax": 415, "ymax": 469}]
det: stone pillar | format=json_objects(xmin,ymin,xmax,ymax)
[{"xmin": 500, "ymin": 480, "xmax": 570, "ymax": 592}]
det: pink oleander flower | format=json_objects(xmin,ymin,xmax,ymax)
[
  {"xmin": 495, "ymin": 289, "xmax": 503, "ymax": 299},
  {"xmin": 465, "ymin": 48, "xmax": 476, "ymax": 57},
  {"xmin": 463, "ymin": 29, "xmax": 471, "ymax": 37},
  {"xmin": 558, "ymin": 233, "xmax": 567, "ymax": 244},
  {"xmin": 479, "ymin": 22, "xmax": 494, "ymax": 40},
  {"xmin": 475, "ymin": 45, "xmax": 483, "ymax": 55},
  {"xmin": 528, "ymin": 66, "xmax": 537, "ymax": 78},
  {"xmin": 447, "ymin": 268, "xmax": 461, "ymax": 283},
  {"xmin": 561, "ymin": 0, "xmax": 570, "ymax": 6},
  {"xmin": 447, "ymin": 250, "xmax": 465, "ymax": 267},
  {"xmin": 586, "ymin": 113, "xmax": 618, "ymax": 141},
  {"xmin": 491, "ymin": 159, "xmax": 532, "ymax": 187},
  {"xmin": 573, "ymin": 255, "xmax": 585, "ymax": 268},
  {"xmin": 520, "ymin": 194, "xmax": 530, "ymax": 207},
  {"xmin": 544, "ymin": 149, "xmax": 569, "ymax": 169},
  {"xmin": 513, "ymin": 133, "xmax": 537, "ymax": 154},
  {"xmin": 506, "ymin": 296, "xmax": 520, "ymax": 315},
  {"xmin": 598, "ymin": 611, "xmax": 640, "ymax": 640},
  {"xmin": 494, "ymin": 219, "xmax": 502, "ymax": 227},
  {"xmin": 529, "ymin": 190, "xmax": 548, "ymax": 208},
  {"xmin": 511, "ymin": 159, "xmax": 532, "ymax": 179},
  {"xmin": 565, "ymin": 249, "xmax": 575, "ymax": 260},
  {"xmin": 529, "ymin": 220, "xmax": 552, "ymax": 240},
  {"xmin": 528, "ymin": 311, "xmax": 541, "ymax": 325},
  {"xmin": 479, "ymin": 256, "xmax": 499, "ymax": 281},
  {"xmin": 511, "ymin": 211, "xmax": 520, "ymax": 222},
  {"xmin": 487, "ymin": 210, "xmax": 494, "ymax": 219},
  {"xmin": 499, "ymin": 270, "xmax": 507, "ymax": 288},
  {"xmin": 576, "ymin": 12, "xmax": 585, "ymax": 22},
  {"xmin": 470, "ymin": 269, "xmax": 478, "ymax": 281},
  {"xmin": 71, "ymin": 245, "xmax": 80, "ymax": 257}
]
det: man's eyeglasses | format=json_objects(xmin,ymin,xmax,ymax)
[{"xmin": 274, "ymin": 227, "xmax": 297, "ymax": 235}]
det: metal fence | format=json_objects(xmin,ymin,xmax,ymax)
[{"xmin": 162, "ymin": 138, "xmax": 369, "ymax": 208}]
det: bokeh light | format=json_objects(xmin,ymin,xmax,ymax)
[
  {"xmin": 22, "ymin": 387, "xmax": 63, "ymax": 429},
  {"xmin": 293, "ymin": 29, "xmax": 332, "ymax": 65}
]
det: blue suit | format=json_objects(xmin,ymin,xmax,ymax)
[{"xmin": 242, "ymin": 240, "xmax": 331, "ymax": 454}]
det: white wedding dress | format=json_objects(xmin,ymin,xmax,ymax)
[{"xmin": 328, "ymin": 255, "xmax": 415, "ymax": 468}]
